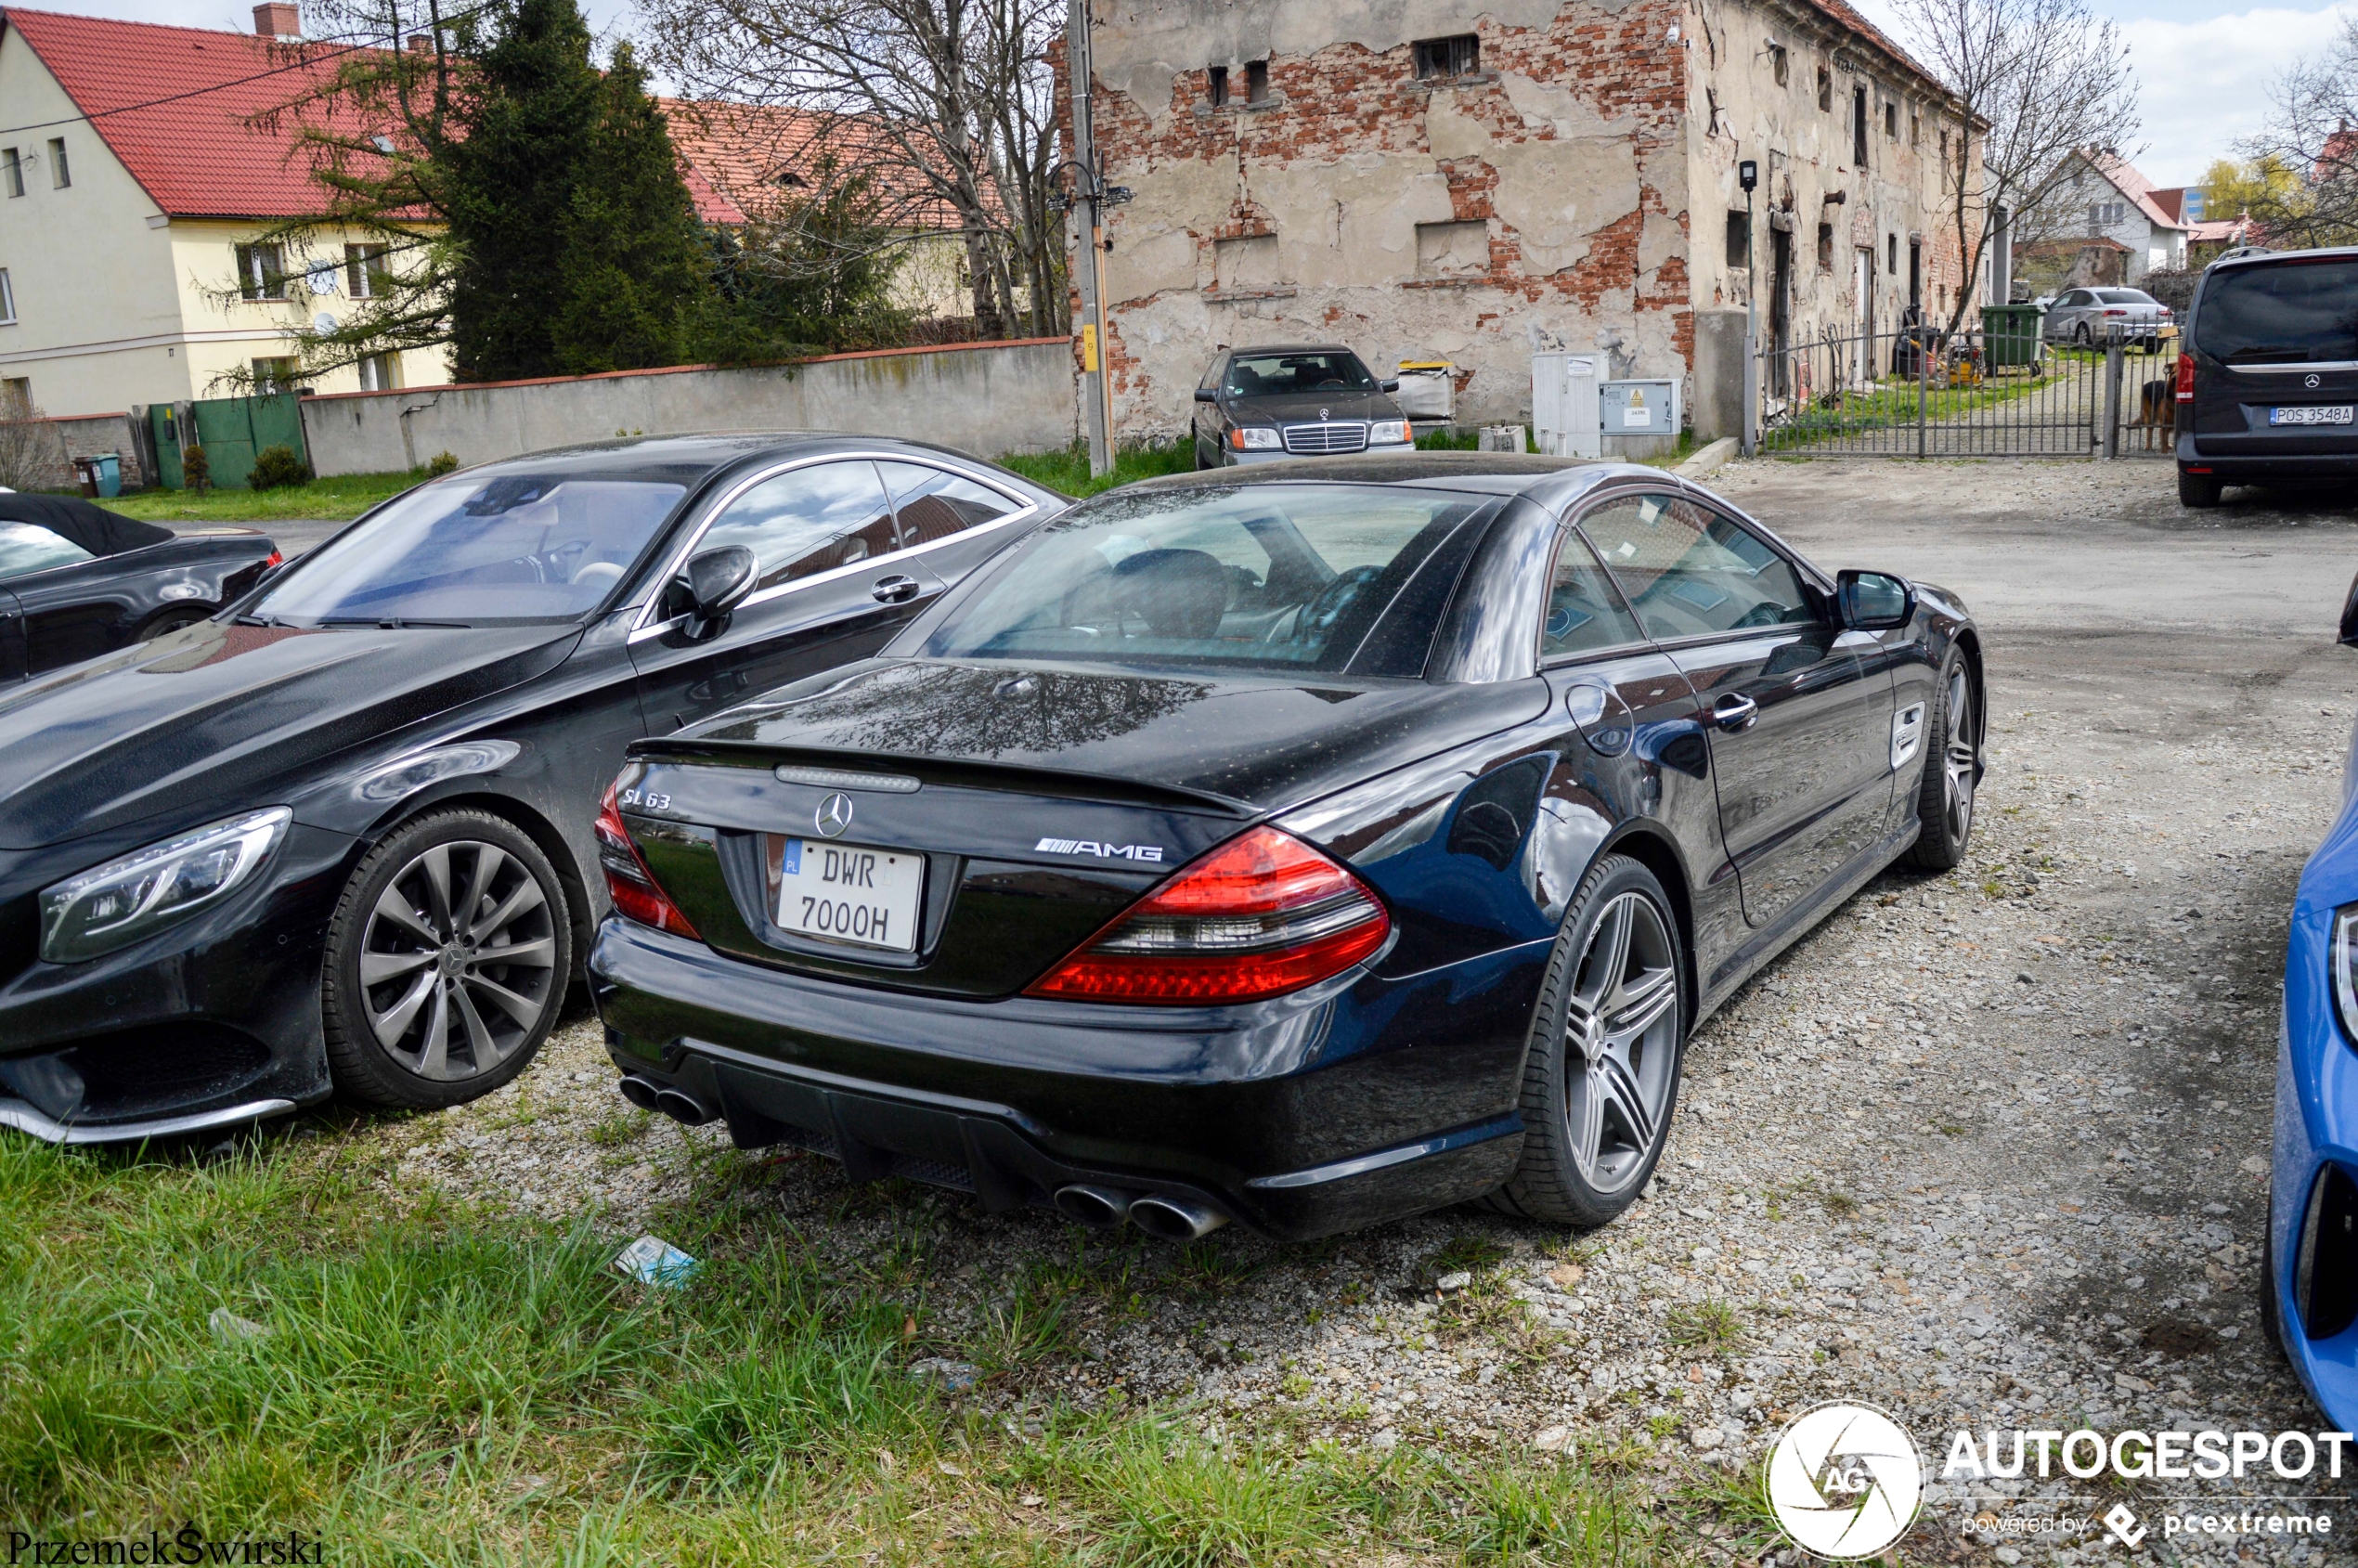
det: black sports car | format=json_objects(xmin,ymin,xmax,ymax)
[
  {"xmin": 590, "ymin": 455, "xmax": 1984, "ymax": 1240},
  {"xmin": 0, "ymin": 493, "xmax": 279, "ymax": 679},
  {"xmin": 0, "ymin": 435, "xmax": 1062, "ymax": 1143},
  {"xmin": 1191, "ymin": 345, "xmax": 1415, "ymax": 468}
]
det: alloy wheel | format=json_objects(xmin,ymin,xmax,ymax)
[
  {"xmin": 357, "ymin": 840, "xmax": 558, "ymax": 1082},
  {"xmin": 1940, "ymin": 666, "xmax": 1976, "ymax": 847},
  {"xmin": 1561, "ymin": 891, "xmax": 1680, "ymax": 1194}
]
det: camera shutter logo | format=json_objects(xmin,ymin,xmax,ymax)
[
  {"xmin": 1764, "ymin": 1401, "xmax": 1924, "ymax": 1558},
  {"xmin": 814, "ymin": 793, "xmax": 855, "ymax": 838}
]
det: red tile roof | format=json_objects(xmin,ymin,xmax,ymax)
[
  {"xmin": 2, "ymin": 6, "xmax": 385, "ymax": 219},
  {"xmin": 662, "ymin": 97, "xmax": 969, "ymax": 232},
  {"xmin": 2087, "ymin": 150, "xmax": 2187, "ymax": 232}
]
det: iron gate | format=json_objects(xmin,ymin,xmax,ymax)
[{"xmin": 1749, "ymin": 319, "xmax": 2177, "ymax": 460}]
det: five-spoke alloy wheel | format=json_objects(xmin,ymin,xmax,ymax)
[
  {"xmin": 1907, "ymin": 652, "xmax": 1978, "ymax": 871},
  {"xmin": 1490, "ymin": 854, "xmax": 1687, "ymax": 1226},
  {"xmin": 324, "ymin": 810, "xmax": 572, "ymax": 1108}
]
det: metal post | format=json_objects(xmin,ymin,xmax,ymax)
[
  {"xmin": 1067, "ymin": 0, "xmax": 1110, "ymax": 478},
  {"xmin": 1739, "ymin": 161, "xmax": 1758, "ymax": 456},
  {"xmin": 2102, "ymin": 330, "xmax": 2123, "ymax": 460},
  {"xmin": 1917, "ymin": 317, "xmax": 1928, "ymax": 459}
]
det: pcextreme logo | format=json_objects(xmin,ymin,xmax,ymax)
[{"xmin": 1765, "ymin": 1402, "xmax": 1926, "ymax": 1559}]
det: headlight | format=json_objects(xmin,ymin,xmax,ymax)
[
  {"xmin": 40, "ymin": 808, "xmax": 292, "ymax": 963},
  {"xmin": 1368, "ymin": 420, "xmax": 1413, "ymax": 445},
  {"xmin": 1231, "ymin": 426, "xmax": 1282, "ymax": 450}
]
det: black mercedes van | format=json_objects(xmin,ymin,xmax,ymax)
[{"xmin": 2178, "ymin": 245, "xmax": 2358, "ymax": 508}]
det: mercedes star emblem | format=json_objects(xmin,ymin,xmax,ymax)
[
  {"xmin": 2309, "ymin": 373, "xmax": 2324, "ymax": 389},
  {"xmin": 1320, "ymin": 407, "xmax": 1330, "ymax": 421},
  {"xmin": 814, "ymin": 792, "xmax": 855, "ymax": 838}
]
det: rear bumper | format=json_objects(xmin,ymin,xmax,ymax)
[
  {"xmin": 2179, "ymin": 436, "xmax": 2358, "ymax": 479},
  {"xmin": 587, "ymin": 916, "xmax": 1540, "ymax": 1240}
]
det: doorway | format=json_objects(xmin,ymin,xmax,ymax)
[
  {"xmin": 1769, "ymin": 225, "xmax": 1794, "ymax": 397},
  {"xmin": 1854, "ymin": 246, "xmax": 1875, "ymax": 383}
]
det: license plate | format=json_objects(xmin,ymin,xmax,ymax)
[
  {"xmin": 775, "ymin": 838, "xmax": 923, "ymax": 952},
  {"xmin": 2271, "ymin": 405, "xmax": 2354, "ymax": 425}
]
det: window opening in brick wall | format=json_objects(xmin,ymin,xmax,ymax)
[
  {"xmin": 1207, "ymin": 65, "xmax": 1228, "ymax": 106},
  {"xmin": 237, "ymin": 242, "xmax": 290, "ymax": 301},
  {"xmin": 1413, "ymin": 34, "xmax": 1480, "ymax": 80},
  {"xmin": 344, "ymin": 242, "xmax": 392, "ymax": 297},
  {"xmin": 1416, "ymin": 219, "xmax": 1489, "ymax": 277},
  {"xmin": 1, "ymin": 149, "xmax": 20, "ymax": 199},
  {"xmin": 1887, "ymin": 234, "xmax": 1898, "ymax": 273},
  {"xmin": 1818, "ymin": 65, "xmax": 1832, "ymax": 111},
  {"xmin": 46, "ymin": 136, "xmax": 69, "ymax": 188},
  {"xmin": 1853, "ymin": 85, "xmax": 1869, "ymax": 165},
  {"xmin": 1818, "ymin": 221, "xmax": 1833, "ymax": 271},
  {"xmin": 1246, "ymin": 59, "xmax": 1269, "ymax": 103},
  {"xmin": 0, "ymin": 267, "xmax": 14, "ymax": 326},
  {"xmin": 1726, "ymin": 211, "xmax": 1750, "ymax": 269},
  {"xmin": 1885, "ymin": 100, "xmax": 1898, "ymax": 139},
  {"xmin": 1769, "ymin": 44, "xmax": 1789, "ymax": 85},
  {"xmin": 1911, "ymin": 111, "xmax": 1921, "ymax": 147}
]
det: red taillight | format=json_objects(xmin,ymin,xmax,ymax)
[
  {"xmin": 2175, "ymin": 351, "xmax": 2196, "ymax": 403},
  {"xmin": 596, "ymin": 784, "xmax": 698, "ymax": 938},
  {"xmin": 1025, "ymin": 825, "xmax": 1389, "ymax": 1004},
  {"xmin": 263, "ymin": 549, "xmax": 283, "ymax": 568},
  {"xmin": 2103, "ymin": 307, "xmax": 2127, "ymax": 316}
]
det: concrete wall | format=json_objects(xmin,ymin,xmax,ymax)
[
  {"xmin": 0, "ymin": 411, "xmax": 145, "ymax": 491},
  {"xmin": 1084, "ymin": 0, "xmax": 1692, "ymax": 437},
  {"xmin": 299, "ymin": 338, "xmax": 1079, "ymax": 476}
]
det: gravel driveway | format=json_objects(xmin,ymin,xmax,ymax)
[{"xmin": 357, "ymin": 459, "xmax": 2358, "ymax": 1565}]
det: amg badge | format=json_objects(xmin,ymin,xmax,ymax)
[{"xmin": 1035, "ymin": 836, "xmax": 1165, "ymax": 862}]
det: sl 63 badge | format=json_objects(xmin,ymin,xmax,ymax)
[
  {"xmin": 1035, "ymin": 836, "xmax": 1165, "ymax": 862},
  {"xmin": 617, "ymin": 787, "xmax": 671, "ymax": 810}
]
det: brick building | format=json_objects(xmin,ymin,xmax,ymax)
[{"xmin": 1077, "ymin": 0, "xmax": 1979, "ymax": 441}]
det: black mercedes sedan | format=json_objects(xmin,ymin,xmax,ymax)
[
  {"xmin": 1191, "ymin": 345, "xmax": 1415, "ymax": 468},
  {"xmin": 589, "ymin": 455, "xmax": 1984, "ymax": 1240},
  {"xmin": 0, "ymin": 493, "xmax": 279, "ymax": 678},
  {"xmin": 0, "ymin": 435, "xmax": 1062, "ymax": 1143}
]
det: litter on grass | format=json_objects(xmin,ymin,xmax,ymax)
[
  {"xmin": 613, "ymin": 1235, "xmax": 700, "ymax": 1288},
  {"xmin": 209, "ymin": 1306, "xmax": 270, "ymax": 1343}
]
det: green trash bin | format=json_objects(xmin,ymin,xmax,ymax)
[{"xmin": 1981, "ymin": 303, "xmax": 2043, "ymax": 368}]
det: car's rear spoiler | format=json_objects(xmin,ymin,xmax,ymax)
[{"xmin": 626, "ymin": 738, "xmax": 1258, "ymax": 818}]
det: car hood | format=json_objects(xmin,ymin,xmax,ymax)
[
  {"xmin": 678, "ymin": 657, "xmax": 1548, "ymax": 813},
  {"xmin": 1225, "ymin": 390, "xmax": 1403, "ymax": 424},
  {"xmin": 0, "ymin": 619, "xmax": 578, "ymax": 849}
]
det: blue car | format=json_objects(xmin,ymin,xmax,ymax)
[{"xmin": 2270, "ymin": 579, "xmax": 2358, "ymax": 1423}]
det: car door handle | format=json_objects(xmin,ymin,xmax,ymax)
[
  {"xmin": 1711, "ymin": 693, "xmax": 1759, "ymax": 732},
  {"xmin": 871, "ymin": 575, "xmax": 922, "ymax": 604}
]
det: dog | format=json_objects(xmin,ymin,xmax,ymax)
[{"xmin": 2130, "ymin": 379, "xmax": 2175, "ymax": 449}]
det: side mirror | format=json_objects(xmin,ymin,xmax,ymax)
[
  {"xmin": 1380, "ymin": 378, "xmax": 1401, "ymax": 393},
  {"xmin": 1837, "ymin": 568, "xmax": 1913, "ymax": 631},
  {"xmin": 2341, "ymin": 570, "xmax": 2358, "ymax": 646},
  {"xmin": 671, "ymin": 545, "xmax": 756, "ymax": 628},
  {"xmin": 1194, "ymin": 387, "xmax": 1217, "ymax": 403}
]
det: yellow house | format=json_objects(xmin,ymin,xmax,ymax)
[{"xmin": 0, "ymin": 4, "xmax": 451, "ymax": 421}]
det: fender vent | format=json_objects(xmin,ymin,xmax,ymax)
[{"xmin": 2297, "ymin": 1162, "xmax": 2358, "ymax": 1340}]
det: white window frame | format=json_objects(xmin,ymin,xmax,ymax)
[
  {"xmin": 1, "ymin": 149, "xmax": 20, "ymax": 200},
  {"xmin": 0, "ymin": 268, "xmax": 15, "ymax": 326},
  {"xmin": 46, "ymin": 136, "xmax": 68, "ymax": 189}
]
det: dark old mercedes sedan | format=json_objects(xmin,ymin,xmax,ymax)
[
  {"xmin": 0, "ymin": 434, "xmax": 1061, "ymax": 1143},
  {"xmin": 589, "ymin": 455, "xmax": 1985, "ymax": 1240}
]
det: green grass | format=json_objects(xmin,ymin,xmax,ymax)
[
  {"xmin": 0, "ymin": 1133, "xmax": 1675, "ymax": 1562},
  {"xmin": 995, "ymin": 440, "xmax": 1196, "ymax": 498},
  {"xmin": 97, "ymin": 471, "xmax": 422, "ymax": 525}
]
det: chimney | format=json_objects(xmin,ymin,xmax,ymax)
[
  {"xmin": 253, "ymin": 2, "xmax": 300, "ymax": 38},
  {"xmin": 406, "ymin": 32, "xmax": 433, "ymax": 52}
]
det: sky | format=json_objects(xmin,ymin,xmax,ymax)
[{"xmin": 30, "ymin": 0, "xmax": 2349, "ymax": 192}]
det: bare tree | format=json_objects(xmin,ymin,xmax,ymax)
[
  {"xmin": 639, "ymin": 0, "xmax": 1069, "ymax": 338},
  {"xmin": 0, "ymin": 412, "xmax": 67, "ymax": 494},
  {"xmin": 2238, "ymin": 20, "xmax": 2358, "ymax": 247},
  {"xmin": 1894, "ymin": 0, "xmax": 2141, "ymax": 337}
]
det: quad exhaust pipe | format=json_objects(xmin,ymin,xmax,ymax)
[
  {"xmin": 617, "ymin": 1074, "xmax": 718, "ymax": 1126},
  {"xmin": 1055, "ymin": 1183, "xmax": 1229, "ymax": 1240}
]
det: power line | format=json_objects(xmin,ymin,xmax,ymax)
[{"xmin": 0, "ymin": 0, "xmax": 500, "ymax": 139}]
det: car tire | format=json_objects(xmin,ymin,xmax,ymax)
[
  {"xmin": 136, "ymin": 606, "xmax": 210, "ymax": 641},
  {"xmin": 2073, "ymin": 323, "xmax": 2092, "ymax": 347},
  {"xmin": 321, "ymin": 809, "xmax": 572, "ymax": 1110},
  {"xmin": 2180, "ymin": 469, "xmax": 2223, "ymax": 508},
  {"xmin": 1905, "ymin": 652, "xmax": 1977, "ymax": 872},
  {"xmin": 1485, "ymin": 853, "xmax": 1686, "ymax": 1228}
]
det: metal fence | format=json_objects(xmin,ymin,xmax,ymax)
[{"xmin": 1749, "ymin": 319, "xmax": 2178, "ymax": 460}]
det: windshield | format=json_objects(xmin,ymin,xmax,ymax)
[
  {"xmin": 0, "ymin": 522, "xmax": 94, "ymax": 581},
  {"xmin": 250, "ymin": 473, "xmax": 686, "ymax": 626},
  {"xmin": 1224, "ymin": 351, "xmax": 1378, "ymax": 397},
  {"xmin": 2196, "ymin": 261, "xmax": 2358, "ymax": 363},
  {"xmin": 914, "ymin": 484, "xmax": 1483, "ymax": 672}
]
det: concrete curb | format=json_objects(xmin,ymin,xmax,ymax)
[{"xmin": 1675, "ymin": 435, "xmax": 1741, "ymax": 480}]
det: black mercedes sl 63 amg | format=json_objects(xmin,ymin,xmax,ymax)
[
  {"xmin": 0, "ymin": 435, "xmax": 1062, "ymax": 1143},
  {"xmin": 590, "ymin": 454, "xmax": 1984, "ymax": 1240}
]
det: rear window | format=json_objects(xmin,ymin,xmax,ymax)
[
  {"xmin": 0, "ymin": 521, "xmax": 94, "ymax": 580},
  {"xmin": 913, "ymin": 483, "xmax": 1485, "ymax": 672},
  {"xmin": 2095, "ymin": 289, "xmax": 2151, "ymax": 305},
  {"xmin": 2196, "ymin": 261, "xmax": 2358, "ymax": 363}
]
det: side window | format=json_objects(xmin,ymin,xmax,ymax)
[
  {"xmin": 1540, "ymin": 527, "xmax": 1644, "ymax": 659},
  {"xmin": 876, "ymin": 460, "xmax": 1020, "ymax": 549},
  {"xmin": 1578, "ymin": 493, "xmax": 1812, "ymax": 641},
  {"xmin": 1199, "ymin": 358, "xmax": 1224, "ymax": 392},
  {"xmin": 698, "ymin": 460, "xmax": 900, "ymax": 592}
]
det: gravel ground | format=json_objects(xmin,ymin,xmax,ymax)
[{"xmin": 354, "ymin": 458, "xmax": 2358, "ymax": 1564}]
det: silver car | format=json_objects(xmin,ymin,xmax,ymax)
[{"xmin": 2041, "ymin": 286, "xmax": 2172, "ymax": 351}]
